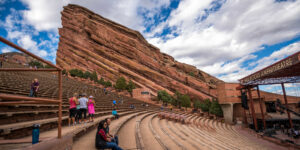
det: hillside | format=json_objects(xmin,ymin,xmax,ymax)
[{"xmin": 56, "ymin": 4, "xmax": 222, "ymax": 100}]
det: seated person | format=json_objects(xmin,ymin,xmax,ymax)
[
  {"xmin": 96, "ymin": 120, "xmax": 123, "ymax": 150},
  {"xmin": 181, "ymin": 115, "xmax": 186, "ymax": 124},
  {"xmin": 158, "ymin": 112, "xmax": 162, "ymax": 119},
  {"xmin": 170, "ymin": 113, "xmax": 176, "ymax": 121},
  {"xmin": 105, "ymin": 118, "xmax": 119, "ymax": 145},
  {"xmin": 112, "ymin": 109, "xmax": 119, "ymax": 119}
]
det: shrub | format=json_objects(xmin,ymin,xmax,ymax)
[
  {"xmin": 104, "ymin": 81, "xmax": 112, "ymax": 87},
  {"xmin": 97, "ymin": 77, "xmax": 105, "ymax": 85},
  {"xmin": 181, "ymin": 94, "xmax": 191, "ymax": 109},
  {"xmin": 126, "ymin": 80, "xmax": 136, "ymax": 96},
  {"xmin": 115, "ymin": 77, "xmax": 127, "ymax": 91},
  {"xmin": 69, "ymin": 69, "xmax": 79, "ymax": 77},
  {"xmin": 44, "ymin": 64, "xmax": 52, "ymax": 68},
  {"xmin": 209, "ymin": 99, "xmax": 223, "ymax": 117},
  {"xmin": 83, "ymin": 71, "xmax": 91, "ymax": 79},
  {"xmin": 157, "ymin": 90, "xmax": 172, "ymax": 104},
  {"xmin": 200, "ymin": 99, "xmax": 211, "ymax": 112},
  {"xmin": 189, "ymin": 72, "xmax": 195, "ymax": 77},
  {"xmin": 62, "ymin": 69, "xmax": 68, "ymax": 75},
  {"xmin": 193, "ymin": 100, "xmax": 201, "ymax": 109},
  {"xmin": 29, "ymin": 61, "xmax": 44, "ymax": 68},
  {"xmin": 90, "ymin": 71, "xmax": 98, "ymax": 81}
]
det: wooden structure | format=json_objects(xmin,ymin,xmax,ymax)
[
  {"xmin": 238, "ymin": 51, "xmax": 300, "ymax": 131},
  {"xmin": 0, "ymin": 36, "xmax": 63, "ymax": 138}
]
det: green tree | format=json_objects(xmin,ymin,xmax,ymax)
[
  {"xmin": 115, "ymin": 77, "xmax": 127, "ymax": 91},
  {"xmin": 104, "ymin": 81, "xmax": 112, "ymax": 87},
  {"xmin": 170, "ymin": 95, "xmax": 178, "ymax": 106},
  {"xmin": 83, "ymin": 71, "xmax": 91, "ymax": 79},
  {"xmin": 44, "ymin": 64, "xmax": 52, "ymax": 68},
  {"xmin": 69, "ymin": 69, "xmax": 79, "ymax": 77},
  {"xmin": 29, "ymin": 61, "xmax": 44, "ymax": 68},
  {"xmin": 126, "ymin": 80, "xmax": 136, "ymax": 97},
  {"xmin": 90, "ymin": 71, "xmax": 98, "ymax": 81},
  {"xmin": 97, "ymin": 77, "xmax": 105, "ymax": 85},
  {"xmin": 157, "ymin": 90, "xmax": 172, "ymax": 104},
  {"xmin": 209, "ymin": 99, "xmax": 223, "ymax": 117},
  {"xmin": 173, "ymin": 91, "xmax": 183, "ymax": 108},
  {"xmin": 180, "ymin": 94, "xmax": 191, "ymax": 110},
  {"xmin": 189, "ymin": 72, "xmax": 195, "ymax": 77},
  {"xmin": 200, "ymin": 99, "xmax": 211, "ymax": 113},
  {"xmin": 62, "ymin": 69, "xmax": 68, "ymax": 76},
  {"xmin": 193, "ymin": 100, "xmax": 201, "ymax": 109}
]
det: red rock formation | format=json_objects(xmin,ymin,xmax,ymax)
[
  {"xmin": 0, "ymin": 52, "xmax": 34, "ymax": 65},
  {"xmin": 56, "ymin": 4, "xmax": 222, "ymax": 100}
]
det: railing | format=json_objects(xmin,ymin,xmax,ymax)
[{"xmin": 0, "ymin": 36, "xmax": 63, "ymax": 138}]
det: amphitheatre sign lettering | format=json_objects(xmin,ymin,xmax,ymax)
[{"xmin": 240, "ymin": 52, "xmax": 300, "ymax": 84}]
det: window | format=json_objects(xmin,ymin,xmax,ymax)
[{"xmin": 141, "ymin": 91, "xmax": 149, "ymax": 95}]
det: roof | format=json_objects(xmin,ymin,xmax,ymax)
[{"xmin": 239, "ymin": 51, "xmax": 300, "ymax": 86}]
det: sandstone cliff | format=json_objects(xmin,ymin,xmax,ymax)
[{"xmin": 56, "ymin": 4, "xmax": 222, "ymax": 100}]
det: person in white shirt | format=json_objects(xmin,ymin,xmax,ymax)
[{"xmin": 79, "ymin": 93, "xmax": 89, "ymax": 123}]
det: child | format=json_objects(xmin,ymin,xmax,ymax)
[{"xmin": 88, "ymin": 96, "xmax": 95, "ymax": 122}]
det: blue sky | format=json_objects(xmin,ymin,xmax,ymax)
[{"xmin": 0, "ymin": 0, "xmax": 300, "ymax": 95}]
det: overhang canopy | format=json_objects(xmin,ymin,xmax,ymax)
[{"xmin": 239, "ymin": 51, "xmax": 300, "ymax": 86}]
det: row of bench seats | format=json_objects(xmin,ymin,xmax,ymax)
[{"xmin": 0, "ymin": 62, "xmax": 159, "ymax": 139}]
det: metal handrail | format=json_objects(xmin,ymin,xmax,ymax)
[{"xmin": 0, "ymin": 37, "xmax": 63, "ymax": 138}]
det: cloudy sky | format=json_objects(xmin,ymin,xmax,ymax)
[{"xmin": 0, "ymin": 0, "xmax": 300, "ymax": 95}]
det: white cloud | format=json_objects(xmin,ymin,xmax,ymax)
[
  {"xmin": 147, "ymin": 0, "xmax": 300, "ymax": 82},
  {"xmin": 21, "ymin": 0, "xmax": 70, "ymax": 31},
  {"xmin": 20, "ymin": 0, "xmax": 170, "ymax": 32},
  {"xmin": 1, "ymin": 47, "xmax": 13, "ymax": 53},
  {"xmin": 2, "ymin": 0, "xmax": 300, "ymax": 82},
  {"xmin": 218, "ymin": 41, "xmax": 300, "ymax": 82},
  {"xmin": 2, "ymin": 11, "xmax": 49, "ymax": 58}
]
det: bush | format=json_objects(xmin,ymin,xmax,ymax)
[
  {"xmin": 126, "ymin": 80, "xmax": 135, "ymax": 96},
  {"xmin": 69, "ymin": 69, "xmax": 79, "ymax": 77},
  {"xmin": 172, "ymin": 91, "xmax": 182, "ymax": 108},
  {"xmin": 209, "ymin": 99, "xmax": 223, "ymax": 117},
  {"xmin": 83, "ymin": 71, "xmax": 91, "ymax": 79},
  {"xmin": 104, "ymin": 81, "xmax": 112, "ymax": 87},
  {"xmin": 97, "ymin": 77, "xmax": 105, "ymax": 85},
  {"xmin": 189, "ymin": 72, "xmax": 195, "ymax": 77},
  {"xmin": 193, "ymin": 100, "xmax": 201, "ymax": 109},
  {"xmin": 115, "ymin": 77, "xmax": 127, "ymax": 91},
  {"xmin": 157, "ymin": 90, "xmax": 172, "ymax": 104},
  {"xmin": 200, "ymin": 99, "xmax": 211, "ymax": 112},
  {"xmin": 62, "ymin": 69, "xmax": 68, "ymax": 75},
  {"xmin": 44, "ymin": 64, "xmax": 52, "ymax": 68},
  {"xmin": 29, "ymin": 61, "xmax": 44, "ymax": 68},
  {"xmin": 90, "ymin": 71, "xmax": 98, "ymax": 82},
  {"xmin": 181, "ymin": 94, "xmax": 191, "ymax": 109}
]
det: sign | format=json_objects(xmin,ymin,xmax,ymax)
[{"xmin": 240, "ymin": 52, "xmax": 300, "ymax": 84}]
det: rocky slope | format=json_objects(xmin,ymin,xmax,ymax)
[
  {"xmin": 56, "ymin": 4, "xmax": 222, "ymax": 100},
  {"xmin": 0, "ymin": 52, "xmax": 34, "ymax": 65}
]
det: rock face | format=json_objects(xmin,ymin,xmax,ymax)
[
  {"xmin": 56, "ymin": 4, "xmax": 222, "ymax": 100},
  {"xmin": 0, "ymin": 52, "xmax": 34, "ymax": 65}
]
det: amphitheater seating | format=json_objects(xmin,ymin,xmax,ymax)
[
  {"xmin": 0, "ymin": 62, "xmax": 289, "ymax": 150},
  {"xmin": 0, "ymin": 62, "xmax": 159, "ymax": 140}
]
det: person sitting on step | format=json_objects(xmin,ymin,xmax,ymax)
[
  {"xmin": 112, "ymin": 108, "xmax": 119, "ymax": 119},
  {"xmin": 96, "ymin": 120, "xmax": 123, "ymax": 150},
  {"xmin": 105, "ymin": 118, "xmax": 119, "ymax": 145}
]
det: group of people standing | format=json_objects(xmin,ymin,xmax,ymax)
[{"xmin": 68, "ymin": 93, "xmax": 95, "ymax": 126}]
